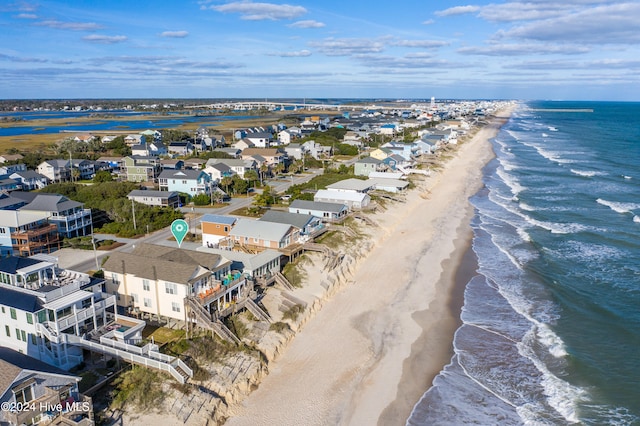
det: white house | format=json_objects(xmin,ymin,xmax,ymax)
[{"xmin": 314, "ymin": 189, "xmax": 371, "ymax": 210}]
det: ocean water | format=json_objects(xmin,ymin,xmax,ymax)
[{"xmin": 408, "ymin": 101, "xmax": 640, "ymax": 425}]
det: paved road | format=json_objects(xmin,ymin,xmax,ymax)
[{"xmin": 60, "ymin": 168, "xmax": 324, "ymax": 272}]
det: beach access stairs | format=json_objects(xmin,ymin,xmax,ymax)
[
  {"xmin": 185, "ymin": 296, "xmax": 241, "ymax": 345},
  {"xmin": 398, "ymin": 165, "xmax": 430, "ymax": 176},
  {"xmin": 274, "ymin": 271, "xmax": 295, "ymax": 291}
]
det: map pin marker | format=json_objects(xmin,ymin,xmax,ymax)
[{"xmin": 171, "ymin": 219, "xmax": 189, "ymax": 248}]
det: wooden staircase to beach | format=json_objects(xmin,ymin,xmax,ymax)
[{"xmin": 185, "ymin": 296, "xmax": 241, "ymax": 345}]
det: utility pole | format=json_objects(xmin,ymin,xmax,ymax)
[
  {"xmin": 131, "ymin": 199, "xmax": 137, "ymax": 230},
  {"xmin": 91, "ymin": 235, "xmax": 99, "ymax": 271}
]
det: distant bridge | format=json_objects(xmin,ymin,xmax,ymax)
[{"xmin": 184, "ymin": 101, "xmax": 427, "ymax": 112}]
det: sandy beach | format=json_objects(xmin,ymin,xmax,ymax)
[{"xmin": 224, "ymin": 108, "xmax": 513, "ymax": 426}]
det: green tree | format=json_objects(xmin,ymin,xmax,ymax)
[
  {"xmin": 253, "ymin": 185, "xmax": 276, "ymax": 207},
  {"xmin": 192, "ymin": 193, "xmax": 211, "ymax": 206},
  {"xmin": 93, "ymin": 170, "xmax": 113, "ymax": 183},
  {"xmin": 243, "ymin": 169, "xmax": 259, "ymax": 187},
  {"xmin": 232, "ymin": 175, "xmax": 249, "ymax": 195}
]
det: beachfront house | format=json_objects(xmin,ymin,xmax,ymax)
[
  {"xmin": 0, "ymin": 347, "xmax": 94, "ymax": 426},
  {"xmin": 367, "ymin": 177, "xmax": 409, "ymax": 193},
  {"xmin": 325, "ymin": 178, "xmax": 375, "ymax": 193},
  {"xmin": 314, "ymin": 189, "xmax": 371, "ymax": 210},
  {"xmin": 200, "ymin": 214, "xmax": 237, "ymax": 247},
  {"xmin": 127, "ymin": 190, "xmax": 180, "ymax": 208},
  {"xmin": 158, "ymin": 169, "xmax": 213, "ymax": 197},
  {"xmin": 288, "ymin": 199, "xmax": 348, "ymax": 222},
  {"xmin": 103, "ymin": 244, "xmax": 249, "ymax": 323},
  {"xmin": 226, "ymin": 218, "xmax": 299, "ymax": 251},
  {"xmin": 258, "ymin": 210, "xmax": 324, "ymax": 241},
  {"xmin": 196, "ymin": 247, "xmax": 282, "ymax": 280}
]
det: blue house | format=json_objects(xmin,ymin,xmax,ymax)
[{"xmin": 158, "ymin": 169, "xmax": 213, "ymax": 197}]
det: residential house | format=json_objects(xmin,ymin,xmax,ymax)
[
  {"xmin": 70, "ymin": 159, "xmax": 95, "ymax": 180},
  {"xmin": 314, "ymin": 189, "xmax": 371, "ymax": 210},
  {"xmin": 95, "ymin": 156, "xmax": 122, "ymax": 174},
  {"xmin": 278, "ymin": 129, "xmax": 297, "ymax": 145},
  {"xmin": 37, "ymin": 160, "xmax": 71, "ymax": 183},
  {"xmin": 160, "ymin": 159, "xmax": 184, "ymax": 170},
  {"xmin": 131, "ymin": 144, "xmax": 149, "ymax": 156},
  {"xmin": 381, "ymin": 141, "xmax": 420, "ymax": 161},
  {"xmin": 103, "ymin": 243, "xmax": 249, "ymax": 322},
  {"xmin": 367, "ymin": 177, "xmax": 409, "ymax": 193},
  {"xmin": 203, "ymin": 163, "xmax": 235, "ymax": 183},
  {"xmin": 369, "ymin": 147, "xmax": 393, "ymax": 161},
  {"xmin": 205, "ymin": 158, "xmax": 257, "ymax": 179},
  {"xmin": 226, "ymin": 218, "xmax": 299, "ymax": 251},
  {"xmin": 258, "ymin": 211, "xmax": 323, "ymax": 240},
  {"xmin": 354, "ymin": 157, "xmax": 384, "ymax": 177},
  {"xmin": 302, "ymin": 140, "xmax": 332, "ymax": 159},
  {"xmin": 233, "ymin": 129, "xmax": 247, "ymax": 140},
  {"xmin": 200, "ymin": 214, "xmax": 236, "ymax": 247},
  {"xmin": 283, "ymin": 143, "xmax": 305, "ymax": 160},
  {"xmin": 288, "ymin": 199, "xmax": 348, "ymax": 222},
  {"xmin": 0, "ymin": 210, "xmax": 59, "ymax": 257},
  {"xmin": 0, "ymin": 178, "xmax": 19, "ymax": 192},
  {"xmin": 148, "ymin": 141, "xmax": 168, "ymax": 156},
  {"xmin": 213, "ymin": 147, "xmax": 242, "ymax": 158},
  {"xmin": 241, "ymin": 148, "xmax": 286, "ymax": 167},
  {"xmin": 168, "ymin": 141, "xmax": 195, "ymax": 157},
  {"xmin": 183, "ymin": 158, "xmax": 206, "ymax": 170},
  {"xmin": 195, "ymin": 247, "xmax": 281, "ymax": 280},
  {"xmin": 0, "ymin": 163, "xmax": 27, "ymax": 177},
  {"xmin": 232, "ymin": 139, "xmax": 255, "ymax": 151},
  {"xmin": 127, "ymin": 190, "xmax": 180, "ymax": 208},
  {"xmin": 0, "ymin": 347, "xmax": 93, "ymax": 426},
  {"xmin": 122, "ymin": 155, "xmax": 161, "ymax": 183},
  {"xmin": 13, "ymin": 192, "xmax": 93, "ymax": 239},
  {"xmin": 0, "ymin": 154, "xmax": 24, "ymax": 164},
  {"xmin": 382, "ymin": 154, "xmax": 412, "ymax": 171},
  {"xmin": 245, "ymin": 132, "xmax": 273, "ymax": 148},
  {"xmin": 325, "ymin": 178, "xmax": 375, "ymax": 193},
  {"xmin": 124, "ymin": 134, "xmax": 143, "ymax": 146},
  {"xmin": 73, "ymin": 133, "xmax": 94, "ymax": 143},
  {"xmin": 379, "ymin": 123, "xmax": 397, "ymax": 136},
  {"xmin": 343, "ymin": 131, "xmax": 365, "ymax": 146},
  {"xmin": 0, "ymin": 255, "xmax": 115, "ymax": 371},
  {"xmin": 9, "ymin": 171, "xmax": 49, "ymax": 191},
  {"xmin": 158, "ymin": 169, "xmax": 212, "ymax": 197}
]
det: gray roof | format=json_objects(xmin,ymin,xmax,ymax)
[
  {"xmin": 0, "ymin": 285, "xmax": 42, "ymax": 312},
  {"xmin": 356, "ymin": 157, "xmax": 382, "ymax": 164},
  {"xmin": 326, "ymin": 178, "xmax": 374, "ymax": 192},
  {"xmin": 158, "ymin": 169, "xmax": 205, "ymax": 180},
  {"xmin": 0, "ymin": 210, "xmax": 49, "ymax": 227},
  {"xmin": 200, "ymin": 214, "xmax": 236, "ymax": 225},
  {"xmin": 206, "ymin": 158, "xmax": 252, "ymax": 168},
  {"xmin": 229, "ymin": 218, "xmax": 293, "ymax": 241},
  {"xmin": 258, "ymin": 210, "xmax": 315, "ymax": 230},
  {"xmin": 195, "ymin": 247, "xmax": 281, "ymax": 274},
  {"xmin": 102, "ymin": 243, "xmax": 229, "ymax": 284},
  {"xmin": 10, "ymin": 170, "xmax": 47, "ymax": 180},
  {"xmin": 289, "ymin": 199, "xmax": 347, "ymax": 213},
  {"xmin": 128, "ymin": 190, "xmax": 178, "ymax": 198},
  {"xmin": 19, "ymin": 193, "xmax": 82, "ymax": 213}
]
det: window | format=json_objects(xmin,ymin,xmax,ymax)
[
  {"xmin": 20, "ymin": 330, "xmax": 26, "ymax": 341},
  {"xmin": 31, "ymin": 334, "xmax": 36, "ymax": 345},
  {"xmin": 165, "ymin": 282, "xmax": 177, "ymax": 295},
  {"xmin": 10, "ymin": 308, "xmax": 16, "ymax": 320},
  {"xmin": 14, "ymin": 385, "xmax": 34, "ymax": 404},
  {"xmin": 5, "ymin": 325, "xmax": 9, "ymax": 337},
  {"xmin": 1, "ymin": 306, "xmax": 4, "ymax": 313},
  {"xmin": 143, "ymin": 298, "xmax": 152, "ymax": 308},
  {"xmin": 171, "ymin": 302, "xmax": 180, "ymax": 312},
  {"xmin": 143, "ymin": 280, "xmax": 150, "ymax": 291},
  {"xmin": 26, "ymin": 313, "xmax": 33, "ymax": 324}
]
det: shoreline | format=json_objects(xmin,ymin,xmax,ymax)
[{"xmin": 225, "ymin": 107, "xmax": 514, "ymax": 426}]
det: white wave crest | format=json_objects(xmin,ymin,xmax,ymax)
[
  {"xmin": 634, "ymin": 215, "xmax": 640, "ymax": 223},
  {"xmin": 570, "ymin": 169, "xmax": 605, "ymax": 177},
  {"xmin": 596, "ymin": 198, "xmax": 640, "ymax": 214},
  {"xmin": 497, "ymin": 167, "xmax": 526, "ymax": 196}
]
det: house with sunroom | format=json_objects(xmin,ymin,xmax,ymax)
[{"xmin": 158, "ymin": 169, "xmax": 213, "ymax": 197}]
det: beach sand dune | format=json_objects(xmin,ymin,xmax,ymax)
[{"xmin": 225, "ymin": 110, "xmax": 513, "ymax": 425}]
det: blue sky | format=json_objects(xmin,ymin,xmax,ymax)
[{"xmin": 1, "ymin": 0, "xmax": 639, "ymax": 100}]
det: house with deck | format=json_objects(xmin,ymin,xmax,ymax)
[
  {"xmin": 314, "ymin": 189, "xmax": 371, "ymax": 210},
  {"xmin": 288, "ymin": 199, "xmax": 348, "ymax": 222},
  {"xmin": 0, "ymin": 210, "xmax": 60, "ymax": 257},
  {"xmin": 122, "ymin": 155, "xmax": 162, "ymax": 183},
  {"xmin": 0, "ymin": 347, "xmax": 94, "ymax": 426},
  {"xmin": 127, "ymin": 190, "xmax": 180, "ymax": 208},
  {"xmin": 36, "ymin": 160, "xmax": 71, "ymax": 183},
  {"xmin": 354, "ymin": 157, "xmax": 384, "ymax": 177},
  {"xmin": 158, "ymin": 169, "xmax": 213, "ymax": 197},
  {"xmin": 258, "ymin": 210, "xmax": 324, "ymax": 240},
  {"xmin": 9, "ymin": 170, "xmax": 49, "ymax": 191},
  {"xmin": 226, "ymin": 218, "xmax": 299, "ymax": 251}
]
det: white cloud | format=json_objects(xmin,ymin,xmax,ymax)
[
  {"xmin": 83, "ymin": 35, "xmax": 128, "ymax": 44},
  {"xmin": 288, "ymin": 20, "xmax": 325, "ymax": 28},
  {"xmin": 160, "ymin": 31, "xmax": 189, "ymax": 38},
  {"xmin": 422, "ymin": 19, "xmax": 435, "ymax": 25},
  {"xmin": 457, "ymin": 43, "xmax": 590, "ymax": 56},
  {"xmin": 435, "ymin": 5, "xmax": 480, "ymax": 17},
  {"xmin": 309, "ymin": 38, "xmax": 385, "ymax": 56},
  {"xmin": 35, "ymin": 19, "xmax": 103, "ymax": 31},
  {"xmin": 205, "ymin": 1, "xmax": 307, "ymax": 21},
  {"xmin": 268, "ymin": 50, "xmax": 312, "ymax": 57},
  {"xmin": 391, "ymin": 40, "xmax": 449, "ymax": 48},
  {"xmin": 16, "ymin": 13, "xmax": 37, "ymax": 19},
  {"xmin": 499, "ymin": 3, "xmax": 640, "ymax": 44}
]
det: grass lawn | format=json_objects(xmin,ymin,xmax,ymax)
[{"xmin": 142, "ymin": 325, "xmax": 185, "ymax": 345}]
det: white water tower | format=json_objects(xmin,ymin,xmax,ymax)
[{"xmin": 430, "ymin": 96, "xmax": 436, "ymax": 110}]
